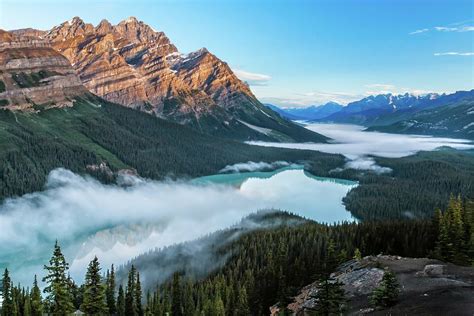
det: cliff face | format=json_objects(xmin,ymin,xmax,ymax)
[
  {"xmin": 7, "ymin": 17, "xmax": 328, "ymax": 142},
  {"xmin": 42, "ymin": 17, "xmax": 256, "ymax": 120},
  {"xmin": 0, "ymin": 30, "xmax": 87, "ymax": 111}
]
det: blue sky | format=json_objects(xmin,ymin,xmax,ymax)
[{"xmin": 1, "ymin": 0, "xmax": 473, "ymax": 106}]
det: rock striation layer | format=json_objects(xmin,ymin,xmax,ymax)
[
  {"xmin": 0, "ymin": 29, "xmax": 86, "ymax": 111},
  {"xmin": 7, "ymin": 17, "xmax": 328, "ymax": 142}
]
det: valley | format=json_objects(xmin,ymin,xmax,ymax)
[{"xmin": 0, "ymin": 3, "xmax": 473, "ymax": 315}]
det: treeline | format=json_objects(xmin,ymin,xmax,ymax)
[
  {"xmin": 433, "ymin": 196, "xmax": 473, "ymax": 265},
  {"xmin": 327, "ymin": 150, "xmax": 474, "ymax": 220},
  {"xmin": 2, "ymin": 201, "xmax": 472, "ymax": 316},
  {"xmin": 0, "ymin": 96, "xmax": 345, "ymax": 201}
]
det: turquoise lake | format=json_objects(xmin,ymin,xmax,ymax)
[{"xmin": 194, "ymin": 166, "xmax": 358, "ymax": 223}]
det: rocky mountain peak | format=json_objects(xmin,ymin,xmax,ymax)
[
  {"xmin": 46, "ymin": 16, "xmax": 94, "ymax": 42},
  {"xmin": 114, "ymin": 17, "xmax": 159, "ymax": 43},
  {"xmin": 6, "ymin": 16, "xmax": 328, "ymax": 142},
  {"xmin": 95, "ymin": 19, "xmax": 113, "ymax": 35}
]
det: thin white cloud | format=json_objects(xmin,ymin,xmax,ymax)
[
  {"xmin": 363, "ymin": 84, "xmax": 436, "ymax": 97},
  {"xmin": 410, "ymin": 22, "xmax": 474, "ymax": 35},
  {"xmin": 365, "ymin": 84, "xmax": 396, "ymax": 90},
  {"xmin": 434, "ymin": 52, "xmax": 474, "ymax": 56},
  {"xmin": 259, "ymin": 84, "xmax": 445, "ymax": 108},
  {"xmin": 260, "ymin": 91, "xmax": 364, "ymax": 107},
  {"xmin": 409, "ymin": 28, "xmax": 429, "ymax": 35},
  {"xmin": 233, "ymin": 69, "xmax": 271, "ymax": 86}
]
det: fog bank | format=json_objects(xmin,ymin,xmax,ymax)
[{"xmin": 0, "ymin": 167, "xmax": 355, "ymax": 285}]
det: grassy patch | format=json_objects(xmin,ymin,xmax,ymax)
[{"xmin": 12, "ymin": 70, "xmax": 60, "ymax": 88}]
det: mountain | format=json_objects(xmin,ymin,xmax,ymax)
[
  {"xmin": 318, "ymin": 93, "xmax": 443, "ymax": 125},
  {"xmin": 368, "ymin": 93, "xmax": 474, "ymax": 140},
  {"xmin": 265, "ymin": 102, "xmax": 343, "ymax": 120},
  {"xmin": 11, "ymin": 17, "xmax": 327, "ymax": 143},
  {"xmin": 0, "ymin": 29, "xmax": 87, "ymax": 110}
]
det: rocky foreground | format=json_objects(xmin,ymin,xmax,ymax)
[{"xmin": 271, "ymin": 255, "xmax": 474, "ymax": 315}]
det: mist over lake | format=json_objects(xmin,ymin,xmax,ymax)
[
  {"xmin": 248, "ymin": 123, "xmax": 474, "ymax": 159},
  {"xmin": 0, "ymin": 166, "xmax": 355, "ymax": 285}
]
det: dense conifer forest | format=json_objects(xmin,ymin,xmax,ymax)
[
  {"xmin": 2, "ymin": 198, "xmax": 472, "ymax": 315},
  {"xmin": 309, "ymin": 150, "xmax": 474, "ymax": 220},
  {"xmin": 0, "ymin": 96, "xmax": 345, "ymax": 200}
]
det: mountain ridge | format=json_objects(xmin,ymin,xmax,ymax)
[{"xmin": 9, "ymin": 17, "xmax": 328, "ymax": 143}]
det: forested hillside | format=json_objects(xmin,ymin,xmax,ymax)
[
  {"xmin": 0, "ymin": 94, "xmax": 344, "ymax": 200},
  {"xmin": 311, "ymin": 150, "xmax": 474, "ymax": 220},
  {"xmin": 368, "ymin": 97, "xmax": 474, "ymax": 140},
  {"xmin": 3, "ymin": 199, "xmax": 472, "ymax": 315}
]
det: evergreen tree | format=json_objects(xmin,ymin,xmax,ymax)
[
  {"xmin": 353, "ymin": 248, "xmax": 362, "ymax": 261},
  {"xmin": 182, "ymin": 280, "xmax": 195, "ymax": 316},
  {"xmin": 310, "ymin": 239, "xmax": 345, "ymax": 315},
  {"xmin": 81, "ymin": 256, "xmax": 108, "ymax": 315},
  {"xmin": 30, "ymin": 275, "xmax": 43, "ymax": 316},
  {"xmin": 117, "ymin": 285, "xmax": 126, "ymax": 316},
  {"xmin": 23, "ymin": 292, "xmax": 32, "ymax": 316},
  {"xmin": 370, "ymin": 270, "xmax": 399, "ymax": 308},
  {"xmin": 235, "ymin": 286, "xmax": 249, "ymax": 316},
  {"xmin": 106, "ymin": 265, "xmax": 117, "ymax": 315},
  {"xmin": 125, "ymin": 266, "xmax": 138, "ymax": 316},
  {"xmin": 42, "ymin": 241, "xmax": 75, "ymax": 316},
  {"xmin": 135, "ymin": 272, "xmax": 143, "ymax": 316},
  {"xmin": 1, "ymin": 268, "xmax": 13, "ymax": 316},
  {"xmin": 171, "ymin": 272, "xmax": 183, "ymax": 316}
]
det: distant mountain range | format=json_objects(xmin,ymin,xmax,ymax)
[
  {"xmin": 368, "ymin": 94, "xmax": 474, "ymax": 139},
  {"xmin": 4, "ymin": 17, "xmax": 327, "ymax": 143},
  {"xmin": 265, "ymin": 102, "xmax": 343, "ymax": 120},
  {"xmin": 267, "ymin": 90, "xmax": 474, "ymax": 139}
]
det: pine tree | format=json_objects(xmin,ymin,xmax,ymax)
[
  {"xmin": 30, "ymin": 275, "xmax": 43, "ymax": 316},
  {"xmin": 370, "ymin": 270, "xmax": 399, "ymax": 308},
  {"xmin": 125, "ymin": 266, "xmax": 138, "ymax": 316},
  {"xmin": 135, "ymin": 272, "xmax": 143, "ymax": 316},
  {"xmin": 1, "ymin": 268, "xmax": 13, "ymax": 316},
  {"xmin": 235, "ymin": 285, "xmax": 249, "ymax": 316},
  {"xmin": 81, "ymin": 256, "xmax": 108, "ymax": 315},
  {"xmin": 117, "ymin": 285, "xmax": 126, "ymax": 316},
  {"xmin": 310, "ymin": 239, "xmax": 346, "ymax": 315},
  {"xmin": 105, "ymin": 265, "xmax": 116, "ymax": 315},
  {"xmin": 171, "ymin": 272, "xmax": 183, "ymax": 316},
  {"xmin": 353, "ymin": 248, "xmax": 362, "ymax": 261},
  {"xmin": 182, "ymin": 280, "xmax": 195, "ymax": 316},
  {"xmin": 23, "ymin": 292, "xmax": 32, "ymax": 316},
  {"xmin": 42, "ymin": 241, "xmax": 75, "ymax": 316}
]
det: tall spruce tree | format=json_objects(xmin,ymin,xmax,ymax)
[
  {"xmin": 310, "ymin": 239, "xmax": 346, "ymax": 315},
  {"xmin": 30, "ymin": 275, "xmax": 43, "ymax": 316},
  {"xmin": 135, "ymin": 272, "xmax": 143, "ymax": 316},
  {"xmin": 171, "ymin": 272, "xmax": 183, "ymax": 316},
  {"xmin": 1, "ymin": 268, "xmax": 13, "ymax": 316},
  {"xmin": 43, "ymin": 241, "xmax": 74, "ymax": 315},
  {"xmin": 117, "ymin": 285, "xmax": 126, "ymax": 316},
  {"xmin": 81, "ymin": 256, "xmax": 108, "ymax": 315},
  {"xmin": 106, "ymin": 265, "xmax": 117, "ymax": 315},
  {"xmin": 125, "ymin": 265, "xmax": 138, "ymax": 316}
]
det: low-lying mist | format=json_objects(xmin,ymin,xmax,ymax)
[
  {"xmin": 247, "ymin": 123, "xmax": 474, "ymax": 172},
  {"xmin": 0, "ymin": 167, "xmax": 354, "ymax": 286}
]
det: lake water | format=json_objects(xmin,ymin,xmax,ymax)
[
  {"xmin": 194, "ymin": 166, "xmax": 357, "ymax": 223},
  {"xmin": 0, "ymin": 166, "xmax": 356, "ymax": 285},
  {"xmin": 3, "ymin": 123, "xmax": 472, "ymax": 285}
]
